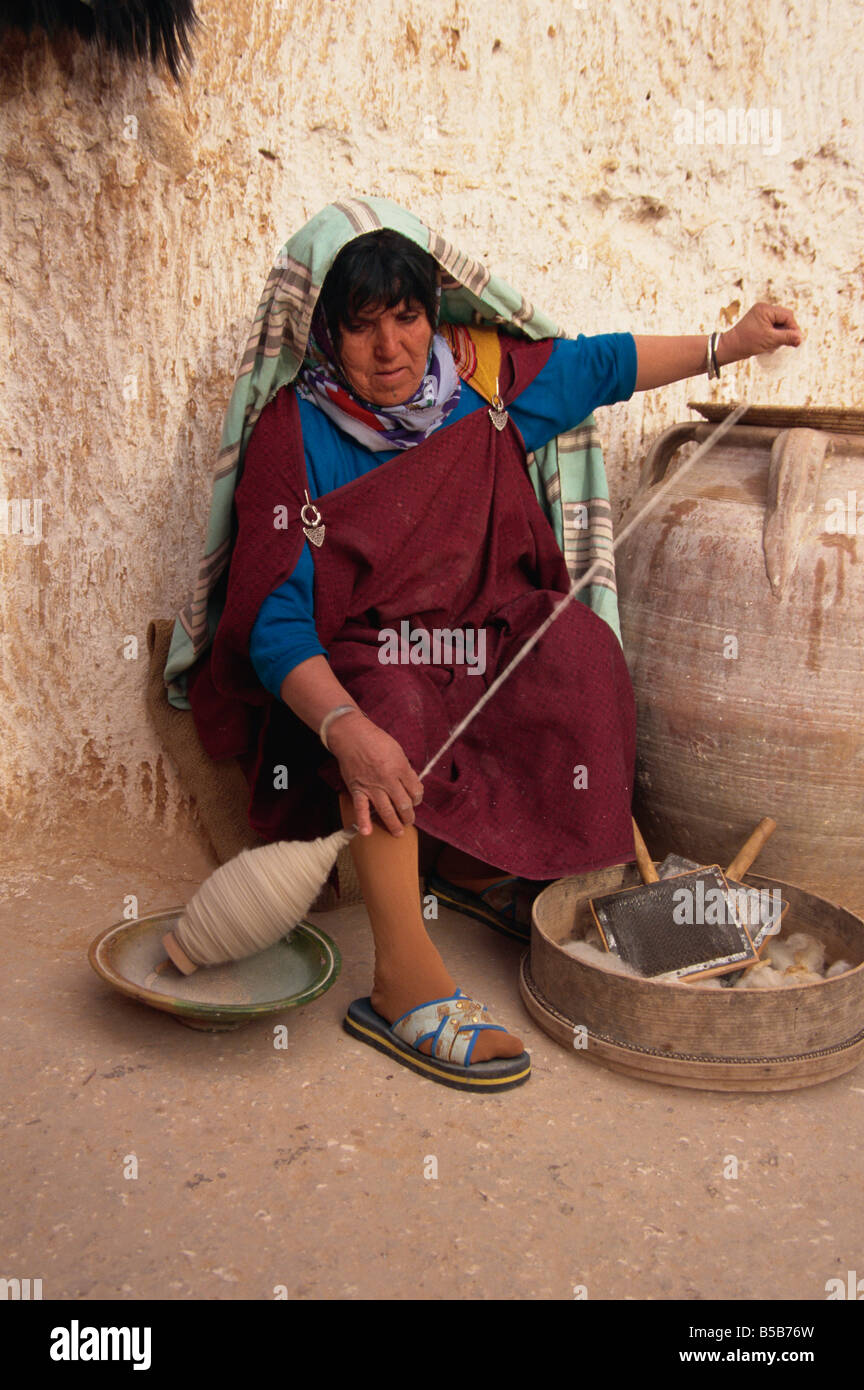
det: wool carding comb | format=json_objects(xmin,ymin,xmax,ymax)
[{"xmin": 588, "ymin": 820, "xmax": 763, "ymax": 981}]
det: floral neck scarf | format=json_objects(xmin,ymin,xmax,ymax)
[{"xmin": 295, "ymin": 301, "xmax": 462, "ymax": 452}]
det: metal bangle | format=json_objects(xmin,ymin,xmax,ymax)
[
  {"xmin": 319, "ymin": 704, "xmax": 360, "ymax": 751},
  {"xmin": 707, "ymin": 330, "xmax": 722, "ymax": 380},
  {"xmin": 708, "ymin": 332, "xmax": 722, "ymax": 380}
]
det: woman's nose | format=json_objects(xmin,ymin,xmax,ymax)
[{"xmin": 374, "ymin": 320, "xmax": 399, "ymax": 357}]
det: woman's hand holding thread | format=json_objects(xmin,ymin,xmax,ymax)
[{"xmin": 326, "ymin": 712, "xmax": 423, "ymax": 837}]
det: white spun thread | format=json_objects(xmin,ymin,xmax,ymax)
[
  {"xmin": 176, "ymin": 403, "xmax": 748, "ymax": 968},
  {"xmin": 175, "ymin": 828, "xmax": 353, "ymax": 966}
]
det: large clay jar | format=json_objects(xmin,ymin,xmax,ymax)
[{"xmin": 615, "ymin": 411, "xmax": 864, "ymax": 914}]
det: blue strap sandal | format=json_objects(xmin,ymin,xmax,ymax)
[
  {"xmin": 425, "ymin": 871, "xmax": 545, "ymax": 942},
  {"xmin": 343, "ymin": 988, "xmax": 531, "ymax": 1092}
]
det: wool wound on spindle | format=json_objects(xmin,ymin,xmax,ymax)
[{"xmin": 173, "ymin": 828, "xmax": 354, "ymax": 966}]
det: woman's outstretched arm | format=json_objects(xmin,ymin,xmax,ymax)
[{"xmin": 633, "ymin": 301, "xmax": 803, "ymax": 391}]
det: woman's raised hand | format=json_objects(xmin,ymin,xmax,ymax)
[
  {"xmin": 633, "ymin": 302, "xmax": 803, "ymax": 391},
  {"xmin": 327, "ymin": 711, "xmax": 424, "ymax": 836},
  {"xmin": 720, "ymin": 302, "xmax": 803, "ymax": 363}
]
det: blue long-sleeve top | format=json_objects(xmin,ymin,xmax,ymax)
[{"xmin": 250, "ymin": 332, "xmax": 638, "ymax": 697}]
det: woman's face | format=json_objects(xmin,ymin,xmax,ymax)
[{"xmin": 336, "ymin": 299, "xmax": 434, "ymax": 406}]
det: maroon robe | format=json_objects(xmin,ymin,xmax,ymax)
[{"xmin": 188, "ymin": 336, "xmax": 636, "ymax": 878}]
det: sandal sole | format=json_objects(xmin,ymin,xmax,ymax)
[
  {"xmin": 425, "ymin": 873, "xmax": 532, "ymax": 943},
  {"xmin": 343, "ymin": 997, "xmax": 531, "ymax": 1093}
]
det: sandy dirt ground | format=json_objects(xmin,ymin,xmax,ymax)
[{"xmin": 2, "ymin": 807, "xmax": 863, "ymax": 1302}]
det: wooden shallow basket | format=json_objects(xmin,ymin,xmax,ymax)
[{"xmin": 521, "ymin": 866, "xmax": 864, "ymax": 1092}]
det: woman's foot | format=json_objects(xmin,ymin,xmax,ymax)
[{"xmin": 370, "ymin": 942, "xmax": 524, "ymax": 1064}]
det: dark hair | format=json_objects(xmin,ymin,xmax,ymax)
[{"xmin": 319, "ymin": 229, "xmax": 439, "ymax": 349}]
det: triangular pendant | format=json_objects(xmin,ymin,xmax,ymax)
[
  {"xmin": 304, "ymin": 525, "xmax": 326, "ymax": 548},
  {"xmin": 488, "ymin": 393, "xmax": 509, "ymax": 431}
]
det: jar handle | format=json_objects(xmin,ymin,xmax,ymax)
[
  {"xmin": 638, "ymin": 422, "xmax": 700, "ymax": 488},
  {"xmin": 762, "ymin": 428, "xmax": 831, "ymax": 598}
]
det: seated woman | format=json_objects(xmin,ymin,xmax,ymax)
[{"xmin": 171, "ymin": 198, "xmax": 800, "ymax": 1092}]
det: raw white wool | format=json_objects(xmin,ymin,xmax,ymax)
[
  {"xmin": 826, "ymin": 959, "xmax": 854, "ymax": 978},
  {"xmin": 562, "ymin": 938, "xmax": 642, "ymax": 977},
  {"xmin": 562, "ymin": 924, "xmax": 857, "ymax": 988},
  {"xmin": 763, "ymin": 937, "xmax": 797, "ymax": 973},
  {"xmin": 782, "ymin": 965, "xmax": 826, "ymax": 986},
  {"xmin": 755, "ymin": 344, "xmax": 801, "ymax": 376},
  {"xmin": 735, "ymin": 960, "xmax": 827, "ymax": 989},
  {"xmin": 734, "ymin": 962, "xmax": 787, "ymax": 989},
  {"xmin": 785, "ymin": 932, "xmax": 826, "ymax": 974}
]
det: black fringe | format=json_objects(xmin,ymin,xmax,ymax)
[{"xmin": 1, "ymin": 2, "xmax": 201, "ymax": 81}]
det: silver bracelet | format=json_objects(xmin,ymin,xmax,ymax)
[
  {"xmin": 319, "ymin": 704, "xmax": 360, "ymax": 751},
  {"xmin": 706, "ymin": 331, "xmax": 722, "ymax": 380}
]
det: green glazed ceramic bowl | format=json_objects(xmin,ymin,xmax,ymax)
[{"xmin": 89, "ymin": 906, "xmax": 341, "ymax": 1031}]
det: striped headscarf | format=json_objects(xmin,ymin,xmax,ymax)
[{"xmin": 164, "ymin": 196, "xmax": 620, "ymax": 706}]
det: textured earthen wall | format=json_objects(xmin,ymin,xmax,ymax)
[{"xmin": 1, "ymin": 0, "xmax": 861, "ymax": 836}]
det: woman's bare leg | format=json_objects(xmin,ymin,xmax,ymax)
[{"xmin": 339, "ymin": 793, "xmax": 522, "ymax": 1063}]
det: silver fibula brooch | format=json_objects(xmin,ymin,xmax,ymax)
[
  {"xmin": 301, "ymin": 490, "xmax": 325, "ymax": 547},
  {"xmin": 488, "ymin": 378, "xmax": 509, "ymax": 431}
]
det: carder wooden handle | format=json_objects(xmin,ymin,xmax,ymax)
[
  {"xmin": 632, "ymin": 818, "xmax": 659, "ymax": 884},
  {"xmin": 726, "ymin": 817, "xmax": 777, "ymax": 881}
]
